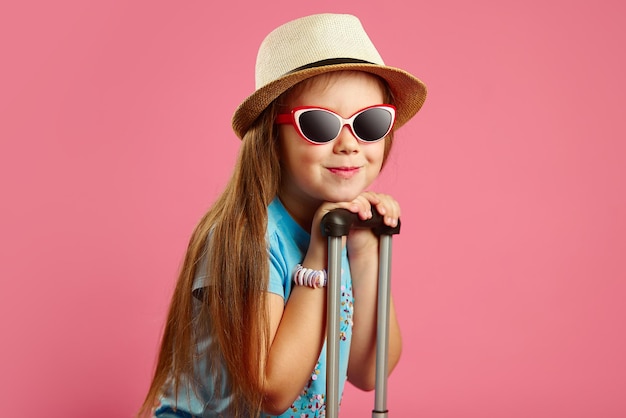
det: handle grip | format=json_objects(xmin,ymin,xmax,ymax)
[{"xmin": 320, "ymin": 208, "xmax": 401, "ymax": 237}]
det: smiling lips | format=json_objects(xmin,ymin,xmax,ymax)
[{"xmin": 327, "ymin": 166, "xmax": 361, "ymax": 179}]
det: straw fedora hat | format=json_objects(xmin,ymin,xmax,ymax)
[{"xmin": 231, "ymin": 13, "xmax": 427, "ymax": 139}]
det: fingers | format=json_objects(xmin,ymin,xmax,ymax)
[
  {"xmin": 313, "ymin": 192, "xmax": 401, "ymax": 230},
  {"xmin": 357, "ymin": 191, "xmax": 401, "ymax": 227},
  {"xmin": 348, "ymin": 193, "xmax": 375, "ymax": 221}
]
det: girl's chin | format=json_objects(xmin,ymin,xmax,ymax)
[{"xmin": 323, "ymin": 191, "xmax": 364, "ymax": 203}]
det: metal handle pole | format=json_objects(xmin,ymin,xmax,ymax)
[
  {"xmin": 372, "ymin": 234, "xmax": 393, "ymax": 418},
  {"xmin": 326, "ymin": 235, "xmax": 343, "ymax": 418}
]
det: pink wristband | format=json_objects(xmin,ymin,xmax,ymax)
[{"xmin": 292, "ymin": 264, "xmax": 327, "ymax": 289}]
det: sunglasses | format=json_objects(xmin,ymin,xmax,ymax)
[{"xmin": 276, "ymin": 104, "xmax": 396, "ymax": 144}]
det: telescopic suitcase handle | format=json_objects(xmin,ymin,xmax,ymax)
[
  {"xmin": 321, "ymin": 208, "xmax": 400, "ymax": 418},
  {"xmin": 321, "ymin": 208, "xmax": 401, "ymax": 237}
]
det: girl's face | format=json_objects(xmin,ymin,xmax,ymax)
[{"xmin": 278, "ymin": 71, "xmax": 387, "ymax": 219}]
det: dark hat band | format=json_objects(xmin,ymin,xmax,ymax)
[{"xmin": 288, "ymin": 58, "xmax": 375, "ymax": 74}]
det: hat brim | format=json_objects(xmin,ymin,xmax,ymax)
[{"xmin": 231, "ymin": 63, "xmax": 427, "ymax": 139}]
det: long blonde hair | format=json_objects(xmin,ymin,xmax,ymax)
[{"xmin": 138, "ymin": 72, "xmax": 395, "ymax": 417}]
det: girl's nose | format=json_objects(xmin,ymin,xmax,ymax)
[{"xmin": 333, "ymin": 126, "xmax": 359, "ymax": 153}]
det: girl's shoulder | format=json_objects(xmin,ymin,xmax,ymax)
[{"xmin": 267, "ymin": 197, "xmax": 308, "ymax": 243}]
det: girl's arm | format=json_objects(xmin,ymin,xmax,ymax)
[
  {"xmin": 262, "ymin": 286, "xmax": 326, "ymax": 414},
  {"xmin": 259, "ymin": 205, "xmax": 333, "ymax": 415},
  {"xmin": 346, "ymin": 192, "xmax": 403, "ymax": 390},
  {"xmin": 346, "ymin": 240, "xmax": 403, "ymax": 390}
]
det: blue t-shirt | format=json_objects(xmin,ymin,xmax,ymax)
[{"xmin": 155, "ymin": 197, "xmax": 354, "ymax": 417}]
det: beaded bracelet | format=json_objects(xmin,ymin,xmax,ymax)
[{"xmin": 293, "ymin": 264, "xmax": 327, "ymax": 289}]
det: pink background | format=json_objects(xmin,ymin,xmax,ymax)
[{"xmin": 1, "ymin": 1, "xmax": 624, "ymax": 417}]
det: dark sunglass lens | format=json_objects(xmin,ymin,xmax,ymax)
[
  {"xmin": 298, "ymin": 110, "xmax": 341, "ymax": 143},
  {"xmin": 353, "ymin": 108, "xmax": 393, "ymax": 141}
]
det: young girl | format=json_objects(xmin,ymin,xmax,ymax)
[{"xmin": 139, "ymin": 13, "xmax": 427, "ymax": 418}]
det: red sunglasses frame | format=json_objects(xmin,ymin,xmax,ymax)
[{"xmin": 275, "ymin": 104, "xmax": 396, "ymax": 144}]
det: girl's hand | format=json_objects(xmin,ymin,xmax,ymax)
[
  {"xmin": 346, "ymin": 191, "xmax": 401, "ymax": 257},
  {"xmin": 354, "ymin": 191, "xmax": 401, "ymax": 227},
  {"xmin": 304, "ymin": 192, "xmax": 400, "ymax": 267}
]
